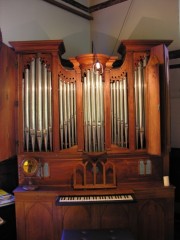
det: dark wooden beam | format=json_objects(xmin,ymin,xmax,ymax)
[
  {"xmin": 42, "ymin": 0, "xmax": 93, "ymax": 20},
  {"xmin": 170, "ymin": 64, "xmax": 180, "ymax": 69},
  {"xmin": 169, "ymin": 50, "xmax": 180, "ymax": 59},
  {"xmin": 169, "ymin": 50, "xmax": 180, "ymax": 69},
  {"xmin": 60, "ymin": 0, "xmax": 89, "ymax": 13},
  {"xmin": 60, "ymin": 0, "xmax": 128, "ymax": 13},
  {"xmin": 89, "ymin": 0, "xmax": 128, "ymax": 13},
  {"xmin": 43, "ymin": 0, "xmax": 128, "ymax": 20}
]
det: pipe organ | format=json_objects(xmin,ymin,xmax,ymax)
[{"xmin": 6, "ymin": 39, "xmax": 174, "ymax": 240}]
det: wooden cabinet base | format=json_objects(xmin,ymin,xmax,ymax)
[{"xmin": 14, "ymin": 185, "xmax": 174, "ymax": 240}]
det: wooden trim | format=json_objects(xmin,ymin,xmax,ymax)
[
  {"xmin": 42, "ymin": 0, "xmax": 93, "ymax": 20},
  {"xmin": 170, "ymin": 64, "xmax": 180, "ymax": 69},
  {"xmin": 42, "ymin": 0, "xmax": 128, "ymax": 20},
  {"xmin": 61, "ymin": 0, "xmax": 89, "ymax": 13},
  {"xmin": 89, "ymin": 0, "xmax": 128, "ymax": 13},
  {"xmin": 169, "ymin": 50, "xmax": 180, "ymax": 69},
  {"xmin": 57, "ymin": 0, "xmax": 128, "ymax": 13},
  {"xmin": 169, "ymin": 50, "xmax": 180, "ymax": 59}
]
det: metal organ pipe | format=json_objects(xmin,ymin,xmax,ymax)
[
  {"xmin": 47, "ymin": 71, "xmax": 52, "ymax": 151},
  {"xmin": 42, "ymin": 63, "xmax": 48, "ymax": 152},
  {"xmin": 120, "ymin": 80, "xmax": 124, "ymax": 147},
  {"xmin": 59, "ymin": 79, "xmax": 64, "ymax": 149},
  {"xmin": 29, "ymin": 59, "xmax": 36, "ymax": 152},
  {"xmin": 110, "ymin": 75, "xmax": 128, "ymax": 148},
  {"xmin": 73, "ymin": 83, "xmax": 77, "ymax": 144},
  {"xmin": 134, "ymin": 68, "xmax": 139, "ymax": 148},
  {"xmin": 36, "ymin": 56, "xmax": 43, "ymax": 151},
  {"xmin": 123, "ymin": 77, "xmax": 128, "ymax": 148},
  {"xmin": 99, "ymin": 75, "xmax": 104, "ymax": 151},
  {"xmin": 83, "ymin": 69, "xmax": 104, "ymax": 152},
  {"xmin": 70, "ymin": 82, "xmax": 75, "ymax": 146},
  {"xmin": 87, "ymin": 70, "xmax": 92, "ymax": 152},
  {"xmin": 91, "ymin": 71, "xmax": 96, "ymax": 151},
  {"xmin": 58, "ymin": 78, "xmax": 77, "ymax": 150},
  {"xmin": 22, "ymin": 54, "xmax": 147, "ymax": 153},
  {"xmin": 83, "ymin": 76, "xmax": 88, "ymax": 152},
  {"xmin": 23, "ymin": 56, "xmax": 53, "ymax": 152},
  {"xmin": 24, "ymin": 68, "xmax": 30, "ymax": 151},
  {"xmin": 134, "ymin": 57, "xmax": 147, "ymax": 149}
]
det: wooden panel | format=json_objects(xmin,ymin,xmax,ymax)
[
  {"xmin": 138, "ymin": 200, "xmax": 165, "ymax": 240},
  {"xmin": 0, "ymin": 43, "xmax": 17, "ymax": 160},
  {"xmin": 146, "ymin": 55, "xmax": 161, "ymax": 155},
  {"xmin": 17, "ymin": 154, "xmax": 163, "ymax": 187},
  {"xmin": 63, "ymin": 205, "xmax": 92, "ymax": 229},
  {"xmin": 14, "ymin": 186, "xmax": 175, "ymax": 240},
  {"xmin": 15, "ymin": 202, "xmax": 26, "ymax": 240},
  {"xmin": 25, "ymin": 201, "xmax": 54, "ymax": 240}
]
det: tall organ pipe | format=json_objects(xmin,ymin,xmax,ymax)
[
  {"xmin": 42, "ymin": 63, "xmax": 48, "ymax": 152},
  {"xmin": 59, "ymin": 79, "xmax": 64, "ymax": 149},
  {"xmin": 99, "ymin": 74, "xmax": 104, "ymax": 151},
  {"xmin": 29, "ymin": 58, "xmax": 36, "ymax": 151},
  {"xmin": 23, "ymin": 56, "xmax": 53, "ymax": 152},
  {"xmin": 36, "ymin": 56, "xmax": 43, "ymax": 151},
  {"xmin": 123, "ymin": 77, "xmax": 128, "ymax": 148},
  {"xmin": 24, "ymin": 68, "xmax": 30, "ymax": 151},
  {"xmin": 59, "ymin": 78, "xmax": 77, "ymax": 150},
  {"xmin": 83, "ymin": 76, "xmax": 88, "ymax": 152},
  {"xmin": 134, "ymin": 57, "xmax": 147, "ymax": 149},
  {"xmin": 83, "ymin": 69, "xmax": 104, "ymax": 152},
  {"xmin": 47, "ymin": 71, "xmax": 52, "ymax": 151}
]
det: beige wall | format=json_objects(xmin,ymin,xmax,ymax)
[
  {"xmin": 0, "ymin": 0, "xmax": 179, "ymax": 57},
  {"xmin": 0, "ymin": 0, "xmax": 91, "ymax": 58},
  {"xmin": 170, "ymin": 62, "xmax": 180, "ymax": 148},
  {"xmin": 91, "ymin": 0, "xmax": 180, "ymax": 56}
]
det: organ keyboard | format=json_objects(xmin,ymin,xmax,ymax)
[{"xmin": 56, "ymin": 193, "xmax": 135, "ymax": 206}]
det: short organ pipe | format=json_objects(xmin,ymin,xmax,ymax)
[{"xmin": 111, "ymin": 76, "xmax": 128, "ymax": 148}]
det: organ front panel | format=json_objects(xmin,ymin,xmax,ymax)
[{"xmin": 8, "ymin": 39, "xmax": 175, "ymax": 240}]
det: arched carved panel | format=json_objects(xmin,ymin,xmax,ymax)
[
  {"xmin": 138, "ymin": 200, "xmax": 165, "ymax": 240},
  {"xmin": 63, "ymin": 206, "xmax": 92, "ymax": 229},
  {"xmin": 25, "ymin": 201, "xmax": 54, "ymax": 240},
  {"xmin": 100, "ymin": 204, "xmax": 130, "ymax": 229}
]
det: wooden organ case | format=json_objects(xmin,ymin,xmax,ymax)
[{"xmin": 9, "ymin": 39, "xmax": 175, "ymax": 240}]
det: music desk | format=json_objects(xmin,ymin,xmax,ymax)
[{"xmin": 61, "ymin": 229, "xmax": 135, "ymax": 240}]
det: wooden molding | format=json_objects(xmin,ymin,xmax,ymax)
[
  {"xmin": 43, "ymin": 0, "xmax": 128, "ymax": 20},
  {"xmin": 42, "ymin": 0, "xmax": 93, "ymax": 20},
  {"xmin": 169, "ymin": 50, "xmax": 180, "ymax": 59}
]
